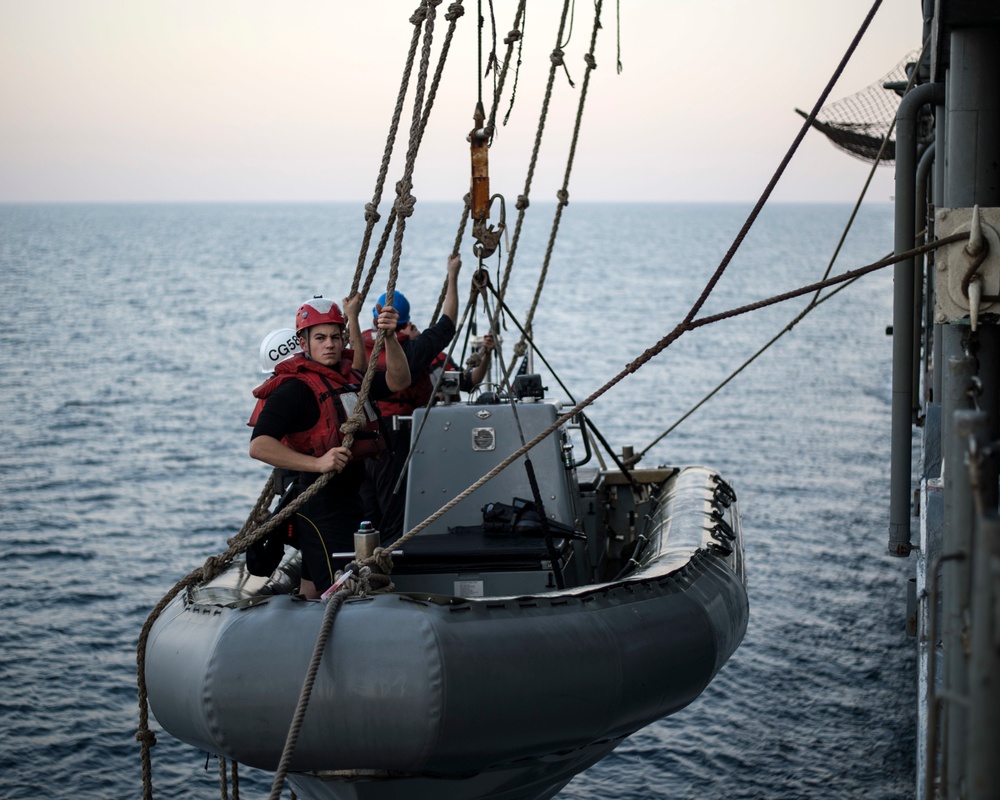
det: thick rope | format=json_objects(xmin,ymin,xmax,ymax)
[
  {"xmin": 498, "ymin": 0, "xmax": 574, "ymax": 303},
  {"xmin": 352, "ymin": 5, "xmax": 426, "ymax": 294},
  {"xmin": 137, "ymin": 8, "xmax": 459, "ymax": 791},
  {"xmin": 359, "ymin": 2, "xmax": 466, "ymax": 305},
  {"xmin": 267, "ymin": 588, "xmax": 351, "ymax": 800},
  {"xmin": 268, "ymin": 4, "xmax": 456, "ymax": 796},
  {"xmin": 504, "ymin": 0, "xmax": 603, "ymax": 388}
]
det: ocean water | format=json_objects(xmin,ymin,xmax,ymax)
[{"xmin": 0, "ymin": 201, "xmax": 915, "ymax": 799}]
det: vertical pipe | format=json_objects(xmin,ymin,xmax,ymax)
[
  {"xmin": 915, "ymin": 143, "xmax": 936, "ymax": 412},
  {"xmin": 890, "ymin": 82, "xmax": 945, "ymax": 556},
  {"xmin": 932, "ymin": 105, "xmax": 946, "ymax": 405}
]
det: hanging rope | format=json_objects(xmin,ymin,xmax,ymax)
[
  {"xmin": 431, "ymin": 1, "xmax": 524, "ymax": 326},
  {"xmin": 267, "ymin": 587, "xmax": 352, "ymax": 800},
  {"xmin": 497, "ymin": 0, "xmax": 574, "ymax": 303},
  {"xmin": 503, "ymin": 0, "xmax": 604, "ymax": 389},
  {"xmin": 352, "ymin": 4, "xmax": 427, "ymax": 293},
  {"xmin": 357, "ymin": 1, "xmax": 466, "ymax": 304}
]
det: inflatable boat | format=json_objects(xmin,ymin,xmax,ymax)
[{"xmin": 144, "ymin": 397, "xmax": 748, "ymax": 800}]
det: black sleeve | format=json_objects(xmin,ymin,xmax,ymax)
[
  {"xmin": 368, "ymin": 370, "xmax": 392, "ymax": 402},
  {"xmin": 402, "ymin": 316, "xmax": 456, "ymax": 378},
  {"xmin": 250, "ymin": 380, "xmax": 319, "ymax": 440}
]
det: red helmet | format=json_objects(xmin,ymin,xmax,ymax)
[{"xmin": 295, "ymin": 296, "xmax": 345, "ymax": 336}]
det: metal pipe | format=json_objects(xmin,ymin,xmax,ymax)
[
  {"xmin": 914, "ymin": 142, "xmax": 936, "ymax": 414},
  {"xmin": 890, "ymin": 81, "xmax": 945, "ymax": 556}
]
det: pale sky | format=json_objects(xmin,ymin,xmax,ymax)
[{"xmin": 0, "ymin": 0, "xmax": 920, "ymax": 204}]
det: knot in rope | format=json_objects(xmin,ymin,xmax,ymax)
[
  {"xmin": 556, "ymin": 189, "xmax": 569, "ymax": 207},
  {"xmin": 505, "ymin": 28, "xmax": 523, "ymax": 45},
  {"xmin": 550, "ymin": 48, "xmax": 565, "ymax": 67},
  {"xmin": 513, "ymin": 340, "xmax": 528, "ymax": 357},
  {"xmin": 584, "ymin": 53, "xmax": 597, "ymax": 70},
  {"xmin": 410, "ymin": 5, "xmax": 427, "ymax": 25},
  {"xmin": 135, "ymin": 729, "xmax": 157, "ymax": 746},
  {"xmin": 516, "ymin": 194, "xmax": 530, "ymax": 211},
  {"xmin": 395, "ymin": 180, "xmax": 416, "ymax": 218},
  {"xmin": 364, "ymin": 202, "xmax": 381, "ymax": 224},
  {"xmin": 340, "ymin": 417, "xmax": 362, "ymax": 439},
  {"xmin": 463, "ymin": 192, "xmax": 471, "ymax": 209},
  {"xmin": 445, "ymin": 1, "xmax": 465, "ymax": 21}
]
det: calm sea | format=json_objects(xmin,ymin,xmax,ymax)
[{"xmin": 0, "ymin": 201, "xmax": 914, "ymax": 799}]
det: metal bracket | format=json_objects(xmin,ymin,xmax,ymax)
[{"xmin": 934, "ymin": 206, "xmax": 1000, "ymax": 329}]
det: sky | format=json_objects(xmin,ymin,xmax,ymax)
[{"xmin": 0, "ymin": 0, "xmax": 921, "ymax": 204}]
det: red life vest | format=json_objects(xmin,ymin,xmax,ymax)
[
  {"xmin": 361, "ymin": 328, "xmax": 435, "ymax": 417},
  {"xmin": 248, "ymin": 353, "xmax": 385, "ymax": 461}
]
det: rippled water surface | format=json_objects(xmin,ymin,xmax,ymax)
[{"xmin": 0, "ymin": 201, "xmax": 914, "ymax": 799}]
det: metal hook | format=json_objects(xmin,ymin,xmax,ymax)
[{"xmin": 473, "ymin": 193, "xmax": 507, "ymax": 259}]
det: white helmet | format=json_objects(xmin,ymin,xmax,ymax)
[{"xmin": 258, "ymin": 328, "xmax": 301, "ymax": 374}]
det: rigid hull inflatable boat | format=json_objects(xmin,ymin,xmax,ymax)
[{"xmin": 144, "ymin": 399, "xmax": 748, "ymax": 800}]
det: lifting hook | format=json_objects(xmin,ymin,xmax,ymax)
[{"xmin": 468, "ymin": 101, "xmax": 506, "ymax": 259}]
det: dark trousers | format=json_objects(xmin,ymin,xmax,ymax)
[{"xmin": 360, "ymin": 427, "xmax": 410, "ymax": 544}]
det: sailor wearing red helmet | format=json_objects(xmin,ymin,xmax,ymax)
[{"xmin": 249, "ymin": 293, "xmax": 409, "ymax": 598}]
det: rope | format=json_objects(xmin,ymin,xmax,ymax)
[
  {"xmin": 359, "ymin": 1, "xmax": 466, "ymax": 305},
  {"xmin": 636, "ymin": 35, "xmax": 929, "ymax": 460},
  {"xmin": 267, "ymin": 587, "xmax": 351, "ymax": 800},
  {"xmin": 388, "ymin": 233, "xmax": 968, "ymax": 552},
  {"xmin": 352, "ymin": 6, "xmax": 426, "ymax": 294},
  {"xmin": 268, "ymin": 3, "xmax": 461, "ymax": 796},
  {"xmin": 431, "ymin": 194, "xmax": 471, "ymax": 325},
  {"xmin": 680, "ymin": 0, "xmax": 885, "ymax": 331},
  {"xmin": 504, "ymin": 0, "xmax": 603, "ymax": 389},
  {"xmin": 498, "ymin": 0, "xmax": 574, "ymax": 303},
  {"xmin": 137, "ymin": 7, "xmax": 465, "ymax": 793}
]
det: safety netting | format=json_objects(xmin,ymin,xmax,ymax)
[{"xmin": 797, "ymin": 50, "xmax": 920, "ymax": 165}]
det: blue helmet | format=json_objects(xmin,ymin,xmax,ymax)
[{"xmin": 373, "ymin": 290, "xmax": 410, "ymax": 325}]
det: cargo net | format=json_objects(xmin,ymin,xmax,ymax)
[{"xmin": 797, "ymin": 50, "xmax": 920, "ymax": 165}]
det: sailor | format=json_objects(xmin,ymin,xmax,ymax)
[
  {"xmin": 359, "ymin": 254, "xmax": 468, "ymax": 542},
  {"xmin": 249, "ymin": 293, "xmax": 410, "ymax": 598}
]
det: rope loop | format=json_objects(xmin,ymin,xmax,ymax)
[
  {"xmin": 584, "ymin": 53, "xmax": 597, "ymax": 70},
  {"xmin": 556, "ymin": 189, "xmax": 569, "ymax": 207},
  {"xmin": 504, "ymin": 28, "xmax": 522, "ymax": 45},
  {"xmin": 516, "ymin": 194, "xmax": 530, "ymax": 211},
  {"xmin": 550, "ymin": 48, "xmax": 565, "ymax": 66},
  {"xmin": 410, "ymin": 4, "xmax": 427, "ymax": 25},
  {"xmin": 364, "ymin": 203, "xmax": 381, "ymax": 224},
  {"xmin": 445, "ymin": 1, "xmax": 465, "ymax": 21}
]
